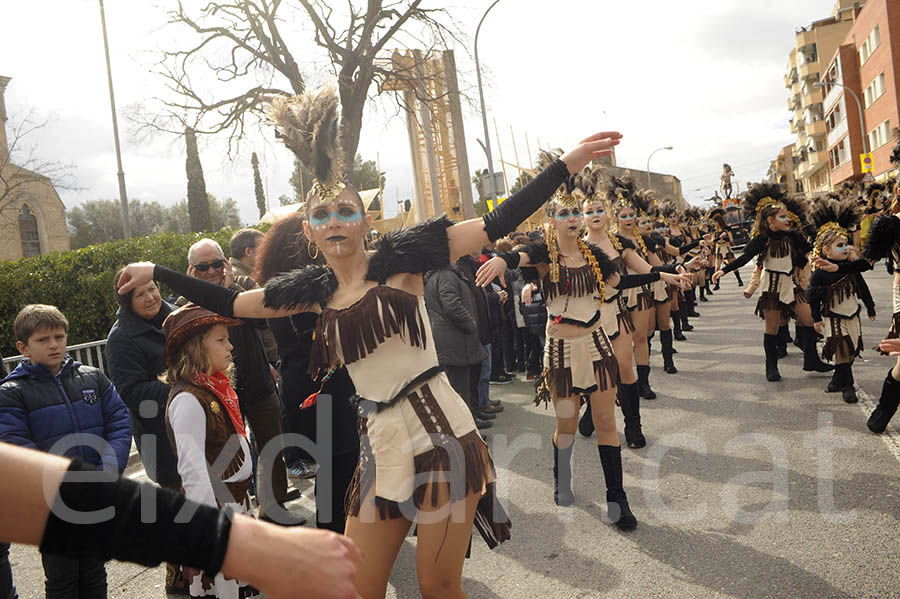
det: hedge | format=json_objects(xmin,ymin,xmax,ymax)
[{"xmin": 0, "ymin": 227, "xmax": 266, "ymax": 358}]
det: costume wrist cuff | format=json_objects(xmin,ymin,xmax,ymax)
[
  {"xmin": 498, "ymin": 252, "xmax": 521, "ymax": 269},
  {"xmin": 482, "ymin": 159, "xmax": 569, "ymax": 242},
  {"xmin": 40, "ymin": 459, "xmax": 232, "ymax": 576},
  {"xmin": 155, "ymin": 265, "xmax": 238, "ymax": 317}
]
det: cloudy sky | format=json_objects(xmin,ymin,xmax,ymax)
[{"xmin": 2, "ymin": 0, "xmax": 838, "ymax": 224}]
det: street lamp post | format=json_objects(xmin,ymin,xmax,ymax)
[
  {"xmin": 99, "ymin": 0, "xmax": 130, "ymax": 238},
  {"xmin": 646, "ymin": 146, "xmax": 673, "ymax": 191},
  {"xmin": 475, "ymin": 0, "xmax": 502, "ymax": 201},
  {"xmin": 814, "ymin": 81, "xmax": 868, "ymax": 154}
]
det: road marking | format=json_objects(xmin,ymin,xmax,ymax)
[{"xmin": 855, "ymin": 384, "xmax": 900, "ymax": 466}]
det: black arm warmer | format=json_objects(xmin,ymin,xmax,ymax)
[
  {"xmin": 833, "ymin": 258, "xmax": 873, "ymax": 275},
  {"xmin": 806, "ymin": 273, "xmax": 826, "ymax": 322},
  {"xmin": 722, "ymin": 235, "xmax": 766, "ymax": 274},
  {"xmin": 617, "ymin": 272, "xmax": 660, "ymax": 289},
  {"xmin": 154, "ymin": 265, "xmax": 238, "ymax": 317},
  {"xmin": 40, "ymin": 460, "xmax": 232, "ymax": 575},
  {"xmin": 482, "ymin": 159, "xmax": 569, "ymax": 242},
  {"xmin": 651, "ymin": 265, "xmax": 677, "ymax": 274},
  {"xmin": 497, "ymin": 251, "xmax": 521, "ymax": 269},
  {"xmin": 678, "ymin": 240, "xmax": 700, "ymax": 255},
  {"xmin": 857, "ymin": 274, "xmax": 876, "ymax": 318}
]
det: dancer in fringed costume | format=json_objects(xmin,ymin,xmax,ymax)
[
  {"xmin": 713, "ymin": 182, "xmax": 832, "ymax": 382},
  {"xmin": 576, "ymin": 172, "xmax": 691, "ymax": 446},
  {"xmin": 709, "ymin": 207, "xmax": 744, "ymax": 289},
  {"xmin": 806, "ymin": 194, "xmax": 874, "ymax": 405},
  {"xmin": 117, "ymin": 84, "xmax": 625, "ymax": 598},
  {"xmin": 477, "ymin": 160, "xmax": 688, "ymax": 520}
]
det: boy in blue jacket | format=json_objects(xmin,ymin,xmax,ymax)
[{"xmin": 0, "ymin": 304, "xmax": 131, "ymax": 599}]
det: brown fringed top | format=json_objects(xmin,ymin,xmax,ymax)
[
  {"xmin": 309, "ymin": 285, "xmax": 439, "ymax": 404},
  {"xmin": 542, "ymin": 264, "xmax": 604, "ymax": 324}
]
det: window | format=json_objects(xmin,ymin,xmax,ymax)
[
  {"xmin": 826, "ymin": 98, "xmax": 845, "ymax": 132},
  {"xmin": 829, "ymin": 138, "xmax": 849, "ymax": 169},
  {"xmin": 868, "ymin": 120, "xmax": 891, "ymax": 150},
  {"xmin": 859, "ymin": 24, "xmax": 881, "ymax": 65},
  {"xmin": 18, "ymin": 204, "xmax": 41, "ymax": 257},
  {"xmin": 864, "ymin": 72, "xmax": 886, "ymax": 108}
]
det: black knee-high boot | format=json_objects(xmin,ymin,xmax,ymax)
[
  {"xmin": 699, "ymin": 285, "xmax": 708, "ymax": 302},
  {"xmin": 597, "ymin": 445, "xmax": 637, "ymax": 529},
  {"xmin": 680, "ymin": 303, "xmax": 694, "ymax": 332},
  {"xmin": 799, "ymin": 326, "xmax": 833, "ymax": 373},
  {"xmin": 661, "ymin": 329, "xmax": 677, "ymax": 374},
  {"xmin": 734, "ymin": 269, "xmax": 744, "ymax": 287},
  {"xmin": 619, "ymin": 383, "xmax": 646, "ymax": 448},
  {"xmin": 673, "ymin": 308, "xmax": 686, "ymax": 341},
  {"xmin": 636, "ymin": 364, "xmax": 656, "ymax": 399},
  {"xmin": 553, "ymin": 441, "xmax": 575, "ymax": 506},
  {"xmin": 686, "ymin": 289, "xmax": 700, "ymax": 317},
  {"xmin": 578, "ymin": 400, "xmax": 594, "ymax": 437},
  {"xmin": 793, "ymin": 322, "xmax": 803, "ymax": 349},
  {"xmin": 840, "ymin": 363, "xmax": 858, "ymax": 403},
  {"xmin": 868, "ymin": 370, "xmax": 900, "ymax": 433},
  {"xmin": 776, "ymin": 324, "xmax": 789, "ymax": 359},
  {"xmin": 705, "ymin": 273, "xmax": 714, "ymax": 295},
  {"xmin": 764, "ymin": 333, "xmax": 781, "ymax": 382}
]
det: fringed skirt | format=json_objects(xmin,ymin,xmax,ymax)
[
  {"xmin": 601, "ymin": 292, "xmax": 635, "ymax": 339},
  {"xmin": 626, "ymin": 284, "xmax": 654, "ymax": 311},
  {"xmin": 540, "ymin": 326, "xmax": 619, "ymax": 401},
  {"xmin": 823, "ymin": 312, "xmax": 864, "ymax": 362},
  {"xmin": 755, "ymin": 270, "xmax": 797, "ymax": 319},
  {"xmin": 345, "ymin": 372, "xmax": 511, "ymax": 549},
  {"xmin": 183, "ymin": 482, "xmax": 259, "ymax": 599},
  {"xmin": 652, "ymin": 279, "xmax": 669, "ymax": 304}
]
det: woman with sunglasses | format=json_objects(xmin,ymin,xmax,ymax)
[{"xmin": 117, "ymin": 84, "xmax": 622, "ymax": 599}]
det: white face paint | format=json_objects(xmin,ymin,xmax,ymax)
[
  {"xmin": 306, "ymin": 190, "xmax": 366, "ymax": 258},
  {"xmin": 824, "ymin": 237, "xmax": 849, "ymax": 259},
  {"xmin": 582, "ymin": 201, "xmax": 608, "ymax": 231}
]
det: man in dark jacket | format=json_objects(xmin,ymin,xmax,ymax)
[{"xmin": 424, "ymin": 265, "xmax": 492, "ymax": 429}]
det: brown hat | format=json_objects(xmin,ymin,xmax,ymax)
[{"xmin": 163, "ymin": 304, "xmax": 243, "ymax": 366}]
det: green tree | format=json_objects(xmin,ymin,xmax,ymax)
[
  {"xmin": 278, "ymin": 194, "xmax": 294, "ymax": 206},
  {"xmin": 471, "ymin": 168, "xmax": 489, "ymax": 217},
  {"xmin": 349, "ymin": 154, "xmax": 384, "ymax": 191},
  {"xmin": 509, "ymin": 171, "xmax": 534, "ymax": 195},
  {"xmin": 251, "ymin": 152, "xmax": 266, "ymax": 219},
  {"xmin": 185, "ymin": 126, "xmax": 211, "ymax": 232}
]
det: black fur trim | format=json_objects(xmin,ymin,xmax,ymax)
[
  {"xmin": 616, "ymin": 234, "xmax": 636, "ymax": 250},
  {"xmin": 523, "ymin": 241, "xmax": 550, "ymax": 266},
  {"xmin": 264, "ymin": 264, "xmax": 337, "ymax": 309},
  {"xmin": 366, "ymin": 216, "xmax": 454, "ymax": 282},
  {"xmin": 863, "ymin": 214, "xmax": 900, "ymax": 262},
  {"xmin": 586, "ymin": 242, "xmax": 620, "ymax": 280}
]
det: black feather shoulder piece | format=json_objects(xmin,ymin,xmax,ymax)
[
  {"xmin": 264, "ymin": 264, "xmax": 338, "ymax": 309},
  {"xmin": 586, "ymin": 242, "xmax": 620, "ymax": 279},
  {"xmin": 863, "ymin": 213, "xmax": 900, "ymax": 262},
  {"xmin": 365, "ymin": 216, "xmax": 454, "ymax": 283}
]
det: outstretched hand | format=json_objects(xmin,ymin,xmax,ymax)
[
  {"xmin": 711, "ymin": 269, "xmax": 724, "ymax": 284},
  {"xmin": 879, "ymin": 338, "xmax": 900, "ymax": 355},
  {"xmin": 560, "ymin": 132, "xmax": 623, "ymax": 175},
  {"xmin": 475, "ymin": 257, "xmax": 508, "ymax": 288},
  {"xmin": 811, "ymin": 256, "xmax": 838, "ymax": 272},
  {"xmin": 116, "ymin": 262, "xmax": 156, "ymax": 295}
]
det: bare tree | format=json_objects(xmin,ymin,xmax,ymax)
[
  {"xmin": 0, "ymin": 108, "xmax": 78, "ymax": 224},
  {"xmin": 133, "ymin": 1, "xmax": 468, "ymax": 171}
]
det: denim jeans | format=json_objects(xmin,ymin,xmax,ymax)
[
  {"xmin": 478, "ymin": 344, "xmax": 492, "ymax": 408},
  {"xmin": 0, "ymin": 543, "xmax": 16, "ymax": 599},
  {"xmin": 41, "ymin": 553, "xmax": 106, "ymax": 599}
]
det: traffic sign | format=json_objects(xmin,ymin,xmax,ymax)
[
  {"xmin": 861, "ymin": 153, "xmax": 874, "ymax": 173},
  {"xmin": 862, "ymin": 172, "xmax": 875, "ymax": 183}
]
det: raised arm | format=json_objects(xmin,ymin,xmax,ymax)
[
  {"xmin": 447, "ymin": 132, "xmax": 622, "ymax": 261},
  {"xmin": 116, "ymin": 263, "xmax": 308, "ymax": 319}
]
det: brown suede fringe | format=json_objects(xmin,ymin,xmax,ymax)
[
  {"xmin": 617, "ymin": 294, "xmax": 635, "ymax": 333},
  {"xmin": 754, "ymin": 272, "xmax": 794, "ymax": 320},
  {"xmin": 543, "ymin": 265, "xmax": 599, "ymax": 301},
  {"xmin": 632, "ymin": 286, "xmax": 654, "ymax": 311},
  {"xmin": 823, "ymin": 275, "xmax": 858, "ymax": 308},
  {"xmin": 344, "ymin": 387, "xmax": 511, "ymax": 550},
  {"xmin": 767, "ymin": 236, "xmax": 793, "ymax": 259},
  {"xmin": 539, "ymin": 336, "xmax": 619, "ymax": 402},
  {"xmin": 310, "ymin": 286, "xmax": 426, "ymax": 375},
  {"xmin": 823, "ymin": 334, "xmax": 863, "ymax": 362}
]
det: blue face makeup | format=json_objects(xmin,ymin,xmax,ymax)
[
  {"xmin": 309, "ymin": 204, "xmax": 362, "ymax": 226},
  {"xmin": 583, "ymin": 208, "xmax": 606, "ymax": 217},
  {"xmin": 554, "ymin": 208, "xmax": 582, "ymax": 220}
]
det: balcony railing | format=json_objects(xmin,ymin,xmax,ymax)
[
  {"xmin": 827, "ymin": 118, "xmax": 849, "ymax": 148},
  {"xmin": 807, "ymin": 119, "xmax": 827, "ymax": 137},
  {"xmin": 799, "ymin": 61, "xmax": 820, "ymax": 80},
  {"xmin": 823, "ymin": 81, "xmax": 844, "ymax": 110},
  {"xmin": 2, "ymin": 340, "xmax": 109, "ymax": 375}
]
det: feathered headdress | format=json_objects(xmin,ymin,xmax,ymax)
[
  {"xmin": 536, "ymin": 148, "xmax": 578, "ymax": 207},
  {"xmin": 605, "ymin": 173, "xmax": 639, "ymax": 213},
  {"xmin": 573, "ymin": 165, "xmax": 603, "ymax": 204},
  {"xmin": 743, "ymin": 182, "xmax": 805, "ymax": 236},
  {"xmin": 658, "ymin": 196, "xmax": 678, "ymax": 219},
  {"xmin": 709, "ymin": 206, "xmax": 727, "ymax": 230},
  {"xmin": 267, "ymin": 86, "xmax": 346, "ymax": 204},
  {"xmin": 683, "ymin": 206, "xmax": 701, "ymax": 225},
  {"xmin": 808, "ymin": 192, "xmax": 862, "ymax": 258},
  {"xmin": 632, "ymin": 189, "xmax": 655, "ymax": 218}
]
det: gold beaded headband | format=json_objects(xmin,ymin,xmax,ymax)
[
  {"xmin": 309, "ymin": 180, "xmax": 347, "ymax": 205},
  {"xmin": 752, "ymin": 196, "xmax": 802, "ymax": 236},
  {"xmin": 813, "ymin": 222, "xmax": 848, "ymax": 255}
]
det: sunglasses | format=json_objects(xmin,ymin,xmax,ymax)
[{"xmin": 191, "ymin": 259, "xmax": 226, "ymax": 272}]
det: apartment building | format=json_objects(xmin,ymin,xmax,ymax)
[
  {"xmin": 822, "ymin": 0, "xmax": 900, "ymax": 186},
  {"xmin": 784, "ymin": 0, "xmax": 866, "ymax": 198}
]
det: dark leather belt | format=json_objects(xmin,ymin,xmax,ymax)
[{"xmin": 351, "ymin": 366, "xmax": 444, "ymax": 417}]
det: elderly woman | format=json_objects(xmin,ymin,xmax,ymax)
[{"xmin": 106, "ymin": 270, "xmax": 186, "ymax": 594}]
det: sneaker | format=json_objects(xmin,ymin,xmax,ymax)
[
  {"xmin": 490, "ymin": 374, "xmax": 513, "ymax": 385},
  {"xmin": 289, "ymin": 461, "xmax": 317, "ymax": 479},
  {"xmin": 525, "ymin": 372, "xmax": 537, "ymax": 381}
]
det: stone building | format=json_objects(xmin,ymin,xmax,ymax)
[
  {"xmin": 0, "ymin": 76, "xmax": 69, "ymax": 262},
  {"xmin": 593, "ymin": 149, "xmax": 687, "ymax": 210}
]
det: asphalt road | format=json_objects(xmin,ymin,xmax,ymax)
[{"xmin": 8, "ymin": 264, "xmax": 900, "ymax": 598}]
